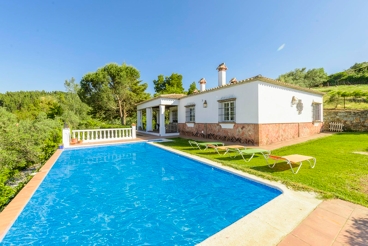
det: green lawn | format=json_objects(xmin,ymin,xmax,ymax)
[{"xmin": 158, "ymin": 133, "xmax": 368, "ymax": 207}]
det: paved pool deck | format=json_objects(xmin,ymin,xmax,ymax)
[{"xmin": 0, "ymin": 132, "xmax": 367, "ymax": 245}]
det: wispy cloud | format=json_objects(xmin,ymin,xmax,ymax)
[{"xmin": 277, "ymin": 43, "xmax": 285, "ymax": 51}]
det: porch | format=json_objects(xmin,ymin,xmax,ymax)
[{"xmin": 136, "ymin": 94, "xmax": 185, "ymax": 137}]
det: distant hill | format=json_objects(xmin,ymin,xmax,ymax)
[{"xmin": 314, "ymin": 85, "xmax": 368, "ymax": 110}]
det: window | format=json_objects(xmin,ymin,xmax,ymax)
[
  {"xmin": 185, "ymin": 106, "xmax": 195, "ymax": 122},
  {"xmin": 172, "ymin": 110, "xmax": 178, "ymax": 123},
  {"xmin": 218, "ymin": 99, "xmax": 236, "ymax": 122},
  {"xmin": 313, "ymin": 103, "xmax": 322, "ymax": 121}
]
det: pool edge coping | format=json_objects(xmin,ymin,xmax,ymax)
[{"xmin": 149, "ymin": 142, "xmax": 323, "ymax": 245}]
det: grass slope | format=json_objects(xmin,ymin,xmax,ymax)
[
  {"xmin": 314, "ymin": 85, "xmax": 368, "ymax": 109},
  {"xmin": 158, "ymin": 133, "xmax": 368, "ymax": 207}
]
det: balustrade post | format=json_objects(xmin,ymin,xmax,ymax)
[
  {"xmin": 132, "ymin": 124, "xmax": 136, "ymax": 139},
  {"xmin": 62, "ymin": 127, "xmax": 70, "ymax": 148}
]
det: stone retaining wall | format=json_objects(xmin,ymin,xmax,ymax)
[{"xmin": 323, "ymin": 109, "xmax": 368, "ymax": 131}]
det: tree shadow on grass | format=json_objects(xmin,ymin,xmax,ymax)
[
  {"xmin": 196, "ymin": 151, "xmax": 223, "ymax": 157},
  {"xmin": 343, "ymin": 215, "xmax": 368, "ymax": 245}
]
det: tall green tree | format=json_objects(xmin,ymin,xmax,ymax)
[
  {"xmin": 153, "ymin": 73, "xmax": 185, "ymax": 96},
  {"xmin": 304, "ymin": 68, "xmax": 328, "ymax": 88},
  {"xmin": 278, "ymin": 68, "xmax": 307, "ymax": 87},
  {"xmin": 187, "ymin": 82, "xmax": 197, "ymax": 95},
  {"xmin": 61, "ymin": 78, "xmax": 91, "ymax": 128},
  {"xmin": 79, "ymin": 63, "xmax": 150, "ymax": 125}
]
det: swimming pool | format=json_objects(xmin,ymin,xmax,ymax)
[{"xmin": 1, "ymin": 142, "xmax": 281, "ymax": 245}]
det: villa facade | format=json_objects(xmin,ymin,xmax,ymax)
[{"xmin": 136, "ymin": 64, "xmax": 324, "ymax": 146}]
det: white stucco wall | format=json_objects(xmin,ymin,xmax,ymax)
[
  {"xmin": 177, "ymin": 80, "xmax": 323, "ymax": 124},
  {"xmin": 137, "ymin": 98, "xmax": 179, "ymax": 110},
  {"xmin": 136, "ymin": 80, "xmax": 323, "ymax": 125},
  {"xmin": 257, "ymin": 82, "xmax": 323, "ymax": 123},
  {"xmin": 178, "ymin": 82, "xmax": 259, "ymax": 124}
]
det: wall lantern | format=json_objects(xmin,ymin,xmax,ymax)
[
  {"xmin": 296, "ymin": 99, "xmax": 303, "ymax": 114},
  {"xmin": 203, "ymin": 100, "xmax": 208, "ymax": 108},
  {"xmin": 291, "ymin": 96, "xmax": 298, "ymax": 106}
]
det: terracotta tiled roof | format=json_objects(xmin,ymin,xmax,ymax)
[
  {"xmin": 137, "ymin": 75, "xmax": 324, "ymax": 106},
  {"xmin": 183, "ymin": 75, "xmax": 325, "ymax": 98}
]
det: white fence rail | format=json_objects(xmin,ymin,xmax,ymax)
[
  {"xmin": 329, "ymin": 122, "xmax": 344, "ymax": 132},
  {"xmin": 72, "ymin": 127, "xmax": 135, "ymax": 143}
]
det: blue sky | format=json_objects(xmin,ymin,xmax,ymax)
[{"xmin": 1, "ymin": 0, "xmax": 367, "ymax": 95}]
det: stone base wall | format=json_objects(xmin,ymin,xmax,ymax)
[
  {"xmin": 178, "ymin": 123, "xmax": 258, "ymax": 145},
  {"xmin": 178, "ymin": 122, "xmax": 323, "ymax": 146},
  {"xmin": 258, "ymin": 122, "xmax": 323, "ymax": 146},
  {"xmin": 323, "ymin": 110, "xmax": 368, "ymax": 131}
]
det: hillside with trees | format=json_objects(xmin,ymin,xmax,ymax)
[
  {"xmin": 0, "ymin": 78, "xmax": 97, "ymax": 210},
  {"xmin": 277, "ymin": 62, "xmax": 368, "ymax": 109},
  {"xmin": 0, "ymin": 62, "xmax": 151, "ymax": 211}
]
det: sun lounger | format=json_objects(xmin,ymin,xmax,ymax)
[
  {"xmin": 206, "ymin": 145, "xmax": 270, "ymax": 162},
  {"xmin": 267, "ymin": 154, "xmax": 316, "ymax": 174},
  {"xmin": 206, "ymin": 144, "xmax": 246, "ymax": 155},
  {"xmin": 188, "ymin": 140, "xmax": 224, "ymax": 150},
  {"xmin": 236, "ymin": 148, "xmax": 271, "ymax": 162}
]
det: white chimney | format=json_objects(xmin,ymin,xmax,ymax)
[
  {"xmin": 216, "ymin": 63, "xmax": 228, "ymax": 87},
  {"xmin": 199, "ymin": 78, "xmax": 206, "ymax": 92}
]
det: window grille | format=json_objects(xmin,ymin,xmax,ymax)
[
  {"xmin": 185, "ymin": 106, "xmax": 195, "ymax": 122},
  {"xmin": 172, "ymin": 110, "xmax": 178, "ymax": 122},
  {"xmin": 313, "ymin": 103, "xmax": 321, "ymax": 121},
  {"xmin": 218, "ymin": 101, "xmax": 236, "ymax": 122}
]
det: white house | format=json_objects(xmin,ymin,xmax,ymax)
[{"xmin": 136, "ymin": 63, "xmax": 324, "ymax": 146}]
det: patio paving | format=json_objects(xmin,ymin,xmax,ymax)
[{"xmin": 278, "ymin": 199, "xmax": 368, "ymax": 246}]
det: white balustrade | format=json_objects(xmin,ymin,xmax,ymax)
[{"xmin": 71, "ymin": 128, "xmax": 135, "ymax": 143}]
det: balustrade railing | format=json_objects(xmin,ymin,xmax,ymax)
[{"xmin": 71, "ymin": 128, "xmax": 134, "ymax": 143}]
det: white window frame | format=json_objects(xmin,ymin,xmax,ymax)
[
  {"xmin": 218, "ymin": 98, "xmax": 236, "ymax": 122},
  {"xmin": 185, "ymin": 105, "xmax": 195, "ymax": 122},
  {"xmin": 223, "ymin": 101, "xmax": 235, "ymax": 121}
]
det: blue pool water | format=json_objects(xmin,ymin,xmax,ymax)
[{"xmin": 1, "ymin": 142, "xmax": 281, "ymax": 245}]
